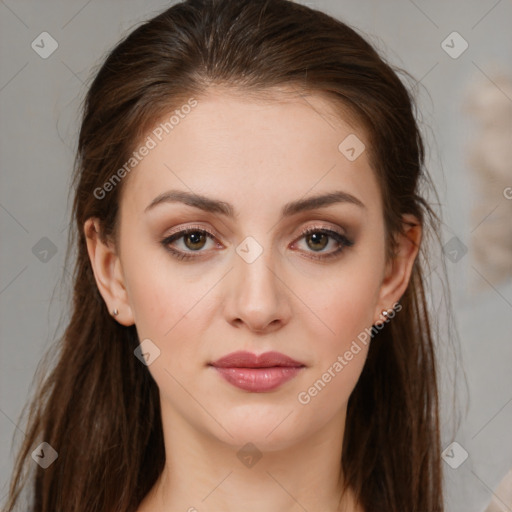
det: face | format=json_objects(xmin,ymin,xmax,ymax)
[{"xmin": 87, "ymin": 87, "xmax": 415, "ymax": 451}]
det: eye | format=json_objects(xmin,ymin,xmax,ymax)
[
  {"xmin": 160, "ymin": 224, "xmax": 354, "ymax": 262},
  {"xmin": 292, "ymin": 225, "xmax": 354, "ymax": 261},
  {"xmin": 160, "ymin": 226, "xmax": 220, "ymax": 261}
]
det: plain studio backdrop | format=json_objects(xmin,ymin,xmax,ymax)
[{"xmin": 0, "ymin": 1, "xmax": 511, "ymax": 511}]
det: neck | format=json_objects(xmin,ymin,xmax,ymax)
[{"xmin": 139, "ymin": 401, "xmax": 362, "ymax": 512}]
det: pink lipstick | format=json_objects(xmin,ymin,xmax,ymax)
[{"xmin": 210, "ymin": 351, "xmax": 305, "ymax": 392}]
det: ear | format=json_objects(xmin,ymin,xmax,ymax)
[
  {"xmin": 84, "ymin": 218, "xmax": 135, "ymax": 326},
  {"xmin": 373, "ymin": 213, "xmax": 422, "ymax": 324}
]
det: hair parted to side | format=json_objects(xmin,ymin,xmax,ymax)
[{"xmin": 5, "ymin": 1, "xmax": 455, "ymax": 511}]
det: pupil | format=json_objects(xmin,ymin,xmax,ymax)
[
  {"xmin": 186, "ymin": 232, "xmax": 205, "ymax": 250},
  {"xmin": 308, "ymin": 233, "xmax": 327, "ymax": 251}
]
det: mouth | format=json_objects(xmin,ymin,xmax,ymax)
[{"xmin": 209, "ymin": 351, "xmax": 306, "ymax": 392}]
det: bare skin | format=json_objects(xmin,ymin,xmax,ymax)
[{"xmin": 85, "ymin": 86, "xmax": 421, "ymax": 512}]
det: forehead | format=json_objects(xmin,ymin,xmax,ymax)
[{"xmin": 120, "ymin": 87, "xmax": 380, "ymax": 219}]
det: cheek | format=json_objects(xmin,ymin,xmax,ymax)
[
  {"xmin": 303, "ymin": 271, "xmax": 381, "ymax": 354},
  {"xmin": 297, "ymin": 345, "xmax": 369, "ymax": 417},
  {"xmin": 122, "ymin": 242, "xmax": 201, "ymax": 336},
  {"xmin": 307, "ymin": 297, "xmax": 373, "ymax": 406},
  {"xmin": 124, "ymin": 273, "xmax": 172, "ymax": 383},
  {"xmin": 123, "ymin": 248, "xmax": 221, "ymax": 377},
  {"xmin": 294, "ymin": 232, "xmax": 385, "ymax": 348},
  {"xmin": 127, "ymin": 267, "xmax": 175, "ymax": 337},
  {"xmin": 297, "ymin": 286, "xmax": 374, "ymax": 412}
]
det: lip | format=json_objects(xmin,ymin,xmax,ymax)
[{"xmin": 210, "ymin": 351, "xmax": 305, "ymax": 392}]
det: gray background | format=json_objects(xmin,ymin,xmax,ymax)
[{"xmin": 1, "ymin": 1, "xmax": 511, "ymax": 510}]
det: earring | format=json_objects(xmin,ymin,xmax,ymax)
[
  {"xmin": 112, "ymin": 308, "xmax": 119, "ymax": 316},
  {"xmin": 382, "ymin": 309, "xmax": 389, "ymax": 317}
]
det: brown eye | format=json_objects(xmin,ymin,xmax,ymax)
[
  {"xmin": 305, "ymin": 232, "xmax": 329, "ymax": 252},
  {"xmin": 293, "ymin": 227, "xmax": 355, "ymax": 261},
  {"xmin": 183, "ymin": 231, "xmax": 208, "ymax": 251},
  {"xmin": 161, "ymin": 227, "xmax": 219, "ymax": 261}
]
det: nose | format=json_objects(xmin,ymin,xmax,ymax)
[{"xmin": 223, "ymin": 243, "xmax": 292, "ymax": 334}]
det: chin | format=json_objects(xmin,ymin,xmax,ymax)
[{"xmin": 208, "ymin": 404, "xmax": 307, "ymax": 452}]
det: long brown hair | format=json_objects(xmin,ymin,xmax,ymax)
[{"xmin": 5, "ymin": 1, "xmax": 457, "ymax": 510}]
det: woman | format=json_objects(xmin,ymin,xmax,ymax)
[{"xmin": 5, "ymin": 0, "xmax": 453, "ymax": 510}]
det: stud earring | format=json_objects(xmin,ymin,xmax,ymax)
[
  {"xmin": 382, "ymin": 309, "xmax": 389, "ymax": 317},
  {"xmin": 112, "ymin": 308, "xmax": 119, "ymax": 316}
]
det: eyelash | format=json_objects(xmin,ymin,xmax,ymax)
[{"xmin": 160, "ymin": 224, "xmax": 354, "ymax": 262}]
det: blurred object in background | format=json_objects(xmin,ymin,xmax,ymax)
[{"xmin": 463, "ymin": 73, "xmax": 512, "ymax": 292}]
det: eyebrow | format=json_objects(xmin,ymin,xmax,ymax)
[{"xmin": 144, "ymin": 189, "xmax": 365, "ymax": 217}]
